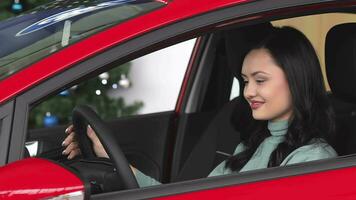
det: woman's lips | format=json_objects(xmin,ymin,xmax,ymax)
[{"xmin": 250, "ymin": 101, "xmax": 264, "ymax": 110}]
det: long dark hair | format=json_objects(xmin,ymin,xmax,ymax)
[{"xmin": 226, "ymin": 26, "xmax": 335, "ymax": 171}]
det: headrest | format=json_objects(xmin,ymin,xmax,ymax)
[
  {"xmin": 223, "ymin": 23, "xmax": 273, "ymax": 78},
  {"xmin": 326, "ymin": 23, "xmax": 356, "ymax": 103}
]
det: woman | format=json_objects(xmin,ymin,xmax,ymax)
[{"xmin": 62, "ymin": 26, "xmax": 337, "ymax": 187}]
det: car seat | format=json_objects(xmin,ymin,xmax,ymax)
[{"xmin": 325, "ymin": 23, "xmax": 356, "ymax": 156}]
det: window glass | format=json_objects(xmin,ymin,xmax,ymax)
[
  {"xmin": 229, "ymin": 77, "xmax": 240, "ymax": 100},
  {"xmin": 28, "ymin": 38, "xmax": 195, "ymax": 128}
]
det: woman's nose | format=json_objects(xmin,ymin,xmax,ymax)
[{"xmin": 244, "ymin": 82, "xmax": 257, "ymax": 99}]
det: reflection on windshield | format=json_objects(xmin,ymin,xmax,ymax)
[{"xmin": 0, "ymin": 0, "xmax": 165, "ymax": 81}]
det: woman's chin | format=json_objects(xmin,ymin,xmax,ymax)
[{"xmin": 251, "ymin": 112, "xmax": 268, "ymax": 121}]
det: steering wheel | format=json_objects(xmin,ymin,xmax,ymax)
[{"xmin": 72, "ymin": 105, "xmax": 139, "ymax": 190}]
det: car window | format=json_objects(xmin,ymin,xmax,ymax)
[
  {"xmin": 28, "ymin": 39, "xmax": 195, "ymax": 129},
  {"xmin": 0, "ymin": 0, "xmax": 166, "ymax": 81},
  {"xmin": 24, "ymin": 38, "xmax": 195, "ymax": 195},
  {"xmin": 229, "ymin": 77, "xmax": 240, "ymax": 100}
]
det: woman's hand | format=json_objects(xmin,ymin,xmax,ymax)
[
  {"xmin": 62, "ymin": 125, "xmax": 109, "ymax": 159},
  {"xmin": 62, "ymin": 124, "xmax": 137, "ymax": 174}
]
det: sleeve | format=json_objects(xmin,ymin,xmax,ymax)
[
  {"xmin": 283, "ymin": 143, "xmax": 337, "ymax": 166},
  {"xmin": 134, "ymin": 168, "xmax": 162, "ymax": 188}
]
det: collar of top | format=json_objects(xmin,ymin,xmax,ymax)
[{"xmin": 268, "ymin": 120, "xmax": 289, "ymax": 136}]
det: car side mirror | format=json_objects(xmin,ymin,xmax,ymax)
[{"xmin": 0, "ymin": 158, "xmax": 87, "ymax": 200}]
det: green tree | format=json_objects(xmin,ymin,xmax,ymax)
[
  {"xmin": 1, "ymin": 0, "xmax": 49, "ymax": 21},
  {"xmin": 28, "ymin": 63, "xmax": 143, "ymax": 128},
  {"xmin": 0, "ymin": 1, "xmax": 15, "ymax": 20}
]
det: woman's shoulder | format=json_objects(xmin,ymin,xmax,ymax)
[
  {"xmin": 233, "ymin": 142, "xmax": 247, "ymax": 155},
  {"xmin": 280, "ymin": 138, "xmax": 337, "ymax": 166}
]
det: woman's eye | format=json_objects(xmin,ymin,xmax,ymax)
[
  {"xmin": 256, "ymin": 79, "xmax": 265, "ymax": 84},
  {"xmin": 243, "ymin": 80, "xmax": 249, "ymax": 85}
]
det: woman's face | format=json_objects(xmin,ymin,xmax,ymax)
[{"xmin": 241, "ymin": 48, "xmax": 293, "ymax": 122}]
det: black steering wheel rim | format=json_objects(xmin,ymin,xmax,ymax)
[{"xmin": 72, "ymin": 105, "xmax": 139, "ymax": 189}]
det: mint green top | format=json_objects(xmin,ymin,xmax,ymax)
[{"xmin": 135, "ymin": 120, "xmax": 337, "ymax": 187}]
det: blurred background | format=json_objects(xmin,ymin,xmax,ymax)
[{"xmin": 0, "ymin": 0, "xmax": 49, "ymax": 20}]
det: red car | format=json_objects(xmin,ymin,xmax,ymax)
[{"xmin": 1, "ymin": 0, "xmax": 356, "ymax": 199}]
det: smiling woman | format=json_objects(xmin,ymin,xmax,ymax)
[
  {"xmin": 241, "ymin": 48, "xmax": 293, "ymax": 122},
  {"xmin": 224, "ymin": 26, "xmax": 337, "ymax": 172}
]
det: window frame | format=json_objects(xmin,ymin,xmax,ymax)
[
  {"xmin": 0, "ymin": 101, "xmax": 14, "ymax": 166},
  {"xmin": 8, "ymin": 27, "xmax": 199, "ymax": 162}
]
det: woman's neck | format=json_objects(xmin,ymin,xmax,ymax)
[{"xmin": 268, "ymin": 120, "xmax": 289, "ymax": 136}]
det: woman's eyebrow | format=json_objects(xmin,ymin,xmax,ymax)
[
  {"xmin": 241, "ymin": 71, "xmax": 270, "ymax": 78},
  {"xmin": 251, "ymin": 71, "xmax": 270, "ymax": 76}
]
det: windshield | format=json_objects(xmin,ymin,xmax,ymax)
[{"xmin": 0, "ymin": 0, "xmax": 165, "ymax": 81}]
